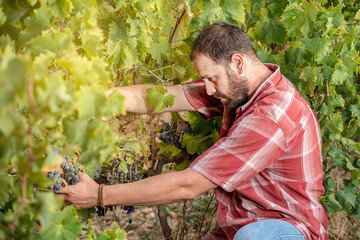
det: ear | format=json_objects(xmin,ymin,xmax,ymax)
[{"xmin": 230, "ymin": 54, "xmax": 243, "ymax": 73}]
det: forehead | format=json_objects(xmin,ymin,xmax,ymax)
[{"xmin": 193, "ymin": 54, "xmax": 226, "ymax": 78}]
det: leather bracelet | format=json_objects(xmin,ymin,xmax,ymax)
[{"xmin": 98, "ymin": 184, "xmax": 105, "ymax": 208}]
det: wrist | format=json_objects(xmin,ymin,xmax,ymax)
[{"xmin": 98, "ymin": 184, "xmax": 105, "ymax": 208}]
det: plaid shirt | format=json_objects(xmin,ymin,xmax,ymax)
[{"xmin": 183, "ymin": 64, "xmax": 328, "ymax": 240}]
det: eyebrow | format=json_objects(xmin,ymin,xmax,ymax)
[{"xmin": 200, "ymin": 74, "xmax": 211, "ymax": 79}]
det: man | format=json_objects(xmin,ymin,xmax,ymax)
[{"xmin": 60, "ymin": 22, "xmax": 328, "ymax": 240}]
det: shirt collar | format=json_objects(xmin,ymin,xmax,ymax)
[{"xmin": 236, "ymin": 64, "xmax": 281, "ymax": 117}]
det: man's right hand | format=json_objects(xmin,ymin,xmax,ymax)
[{"xmin": 58, "ymin": 172, "xmax": 99, "ymax": 210}]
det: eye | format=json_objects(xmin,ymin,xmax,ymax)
[{"xmin": 208, "ymin": 76, "xmax": 216, "ymax": 82}]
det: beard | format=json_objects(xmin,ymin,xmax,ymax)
[{"xmin": 213, "ymin": 67, "xmax": 249, "ymax": 110}]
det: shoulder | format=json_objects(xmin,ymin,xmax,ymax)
[{"xmin": 251, "ymin": 76, "xmax": 312, "ymax": 139}]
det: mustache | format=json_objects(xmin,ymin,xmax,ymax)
[{"xmin": 213, "ymin": 92, "xmax": 228, "ymax": 99}]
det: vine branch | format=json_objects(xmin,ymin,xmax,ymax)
[
  {"xmin": 107, "ymin": 0, "xmax": 124, "ymax": 18},
  {"xmin": 10, "ymin": 69, "xmax": 36, "ymax": 234},
  {"xmin": 169, "ymin": 10, "xmax": 186, "ymax": 44}
]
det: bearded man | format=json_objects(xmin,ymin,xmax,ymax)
[{"xmin": 60, "ymin": 22, "xmax": 328, "ymax": 240}]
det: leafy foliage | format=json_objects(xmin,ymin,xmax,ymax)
[
  {"xmin": 146, "ymin": 86, "xmax": 175, "ymax": 113},
  {"xmin": 0, "ymin": 0, "xmax": 360, "ymax": 239}
]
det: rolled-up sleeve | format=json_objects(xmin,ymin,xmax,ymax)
[{"xmin": 182, "ymin": 79, "xmax": 223, "ymax": 120}]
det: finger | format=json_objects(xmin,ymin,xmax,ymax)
[
  {"xmin": 57, "ymin": 185, "xmax": 69, "ymax": 194},
  {"xmin": 78, "ymin": 172, "xmax": 87, "ymax": 180},
  {"xmin": 56, "ymin": 192, "xmax": 66, "ymax": 199}
]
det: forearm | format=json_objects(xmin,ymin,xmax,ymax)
[
  {"xmin": 108, "ymin": 84, "xmax": 195, "ymax": 114},
  {"xmin": 103, "ymin": 168, "xmax": 215, "ymax": 206},
  {"xmin": 109, "ymin": 84, "xmax": 153, "ymax": 114}
]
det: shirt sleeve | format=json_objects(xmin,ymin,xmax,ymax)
[
  {"xmin": 182, "ymin": 79, "xmax": 223, "ymax": 120},
  {"xmin": 190, "ymin": 114, "xmax": 289, "ymax": 192}
]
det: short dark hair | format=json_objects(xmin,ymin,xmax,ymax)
[{"xmin": 190, "ymin": 22, "xmax": 258, "ymax": 64}]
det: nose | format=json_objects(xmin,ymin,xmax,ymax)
[{"xmin": 205, "ymin": 80, "xmax": 216, "ymax": 96}]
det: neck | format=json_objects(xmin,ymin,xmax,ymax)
[{"xmin": 246, "ymin": 62, "xmax": 273, "ymax": 98}]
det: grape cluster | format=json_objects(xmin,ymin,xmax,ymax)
[
  {"xmin": 60, "ymin": 161, "xmax": 80, "ymax": 185},
  {"xmin": 93, "ymin": 161, "xmax": 141, "ymax": 186},
  {"xmin": 46, "ymin": 155, "xmax": 80, "ymax": 193},
  {"xmin": 47, "ymin": 170, "xmax": 62, "ymax": 193},
  {"xmin": 159, "ymin": 122, "xmax": 192, "ymax": 148},
  {"xmin": 92, "ymin": 159, "xmax": 141, "ymax": 222}
]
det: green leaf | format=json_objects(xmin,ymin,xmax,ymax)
[
  {"xmin": 331, "ymin": 64, "xmax": 348, "ymax": 85},
  {"xmin": 323, "ymin": 195, "xmax": 342, "ymax": 214},
  {"xmin": 187, "ymin": 112, "xmax": 214, "ymax": 135},
  {"xmin": 181, "ymin": 133, "xmax": 199, "ymax": 155},
  {"xmin": 324, "ymin": 177, "xmax": 336, "ymax": 190},
  {"xmin": 328, "ymin": 146, "xmax": 346, "ymax": 166},
  {"xmin": 302, "ymin": 36, "xmax": 331, "ymax": 60},
  {"xmin": 341, "ymin": 138, "xmax": 360, "ymax": 152},
  {"xmin": 192, "ymin": 0, "xmax": 245, "ymax": 28},
  {"xmin": 109, "ymin": 20, "xmax": 128, "ymax": 42},
  {"xmin": 281, "ymin": 3, "xmax": 314, "ymax": 37},
  {"xmin": 20, "ymin": 7, "xmax": 52, "ymax": 44},
  {"xmin": 0, "ymin": 8, "xmax": 7, "ymax": 25},
  {"xmin": 322, "ymin": 5, "xmax": 346, "ymax": 29},
  {"xmin": 196, "ymin": 0, "xmax": 204, "ymax": 10},
  {"xmin": 57, "ymin": 56, "xmax": 105, "ymax": 86},
  {"xmin": 0, "ymin": 54, "xmax": 29, "ymax": 111},
  {"xmin": 159, "ymin": 142, "xmax": 182, "ymax": 156},
  {"xmin": 149, "ymin": 36, "xmax": 171, "ymax": 63},
  {"xmin": 0, "ymin": 172, "xmax": 11, "ymax": 205},
  {"xmin": 326, "ymin": 112, "xmax": 343, "ymax": 134},
  {"xmin": 104, "ymin": 91, "xmax": 126, "ymax": 116},
  {"xmin": 328, "ymin": 95, "xmax": 345, "ymax": 109},
  {"xmin": 268, "ymin": 0, "xmax": 288, "ymax": 16},
  {"xmin": 115, "ymin": 0, "xmax": 126, "ymax": 11},
  {"xmin": 77, "ymin": 86, "xmax": 106, "ymax": 119},
  {"xmin": 40, "ymin": 206, "xmax": 82, "ymax": 240},
  {"xmin": 96, "ymin": 222, "xmax": 127, "ymax": 240},
  {"xmin": 28, "ymin": 29, "xmax": 74, "ymax": 56},
  {"xmin": 0, "ymin": 111, "xmax": 16, "ymax": 136},
  {"xmin": 64, "ymin": 118, "xmax": 87, "ymax": 146},
  {"xmin": 350, "ymin": 104, "xmax": 360, "ymax": 119},
  {"xmin": 254, "ymin": 14, "xmax": 286, "ymax": 45},
  {"xmin": 145, "ymin": 86, "xmax": 175, "ymax": 113},
  {"xmin": 355, "ymin": 9, "xmax": 360, "ymax": 20},
  {"xmin": 172, "ymin": 159, "xmax": 192, "ymax": 171},
  {"xmin": 344, "ymin": 186, "xmax": 357, "ymax": 207}
]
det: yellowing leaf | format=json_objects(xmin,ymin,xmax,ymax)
[
  {"xmin": 28, "ymin": 29, "xmax": 74, "ymax": 56},
  {"xmin": 149, "ymin": 36, "xmax": 171, "ymax": 63},
  {"xmin": 77, "ymin": 86, "xmax": 106, "ymax": 119}
]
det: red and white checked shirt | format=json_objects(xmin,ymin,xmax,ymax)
[{"xmin": 183, "ymin": 64, "xmax": 328, "ymax": 240}]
